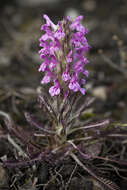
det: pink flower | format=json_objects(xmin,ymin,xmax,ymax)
[
  {"xmin": 62, "ymin": 72, "xmax": 71, "ymax": 82},
  {"xmin": 70, "ymin": 16, "xmax": 88, "ymax": 34},
  {"xmin": 69, "ymin": 75, "xmax": 86, "ymax": 95},
  {"xmin": 38, "ymin": 57, "xmax": 50, "ymax": 72},
  {"xmin": 38, "ymin": 62, "xmax": 47, "ymax": 72},
  {"xmin": 62, "ymin": 65, "xmax": 71, "ymax": 82},
  {"xmin": 49, "ymin": 79, "xmax": 61, "ymax": 96},
  {"xmin": 66, "ymin": 50, "xmax": 72, "ymax": 63},
  {"xmin": 69, "ymin": 76, "xmax": 80, "ymax": 92},
  {"xmin": 83, "ymin": 70, "xmax": 89, "ymax": 77},
  {"xmin": 80, "ymin": 88, "xmax": 86, "ymax": 95},
  {"xmin": 54, "ymin": 21, "xmax": 65, "ymax": 39},
  {"xmin": 43, "ymin": 14, "xmax": 57, "ymax": 30},
  {"xmin": 41, "ymin": 75, "xmax": 51, "ymax": 84}
]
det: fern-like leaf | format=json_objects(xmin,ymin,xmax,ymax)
[
  {"xmin": 71, "ymin": 153, "xmax": 120, "ymax": 190},
  {"xmin": 97, "ymin": 177, "xmax": 120, "ymax": 190}
]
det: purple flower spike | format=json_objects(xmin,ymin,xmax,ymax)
[{"xmin": 39, "ymin": 14, "xmax": 90, "ymax": 96}]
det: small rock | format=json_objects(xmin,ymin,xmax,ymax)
[
  {"xmin": 37, "ymin": 162, "xmax": 49, "ymax": 184},
  {"xmin": 69, "ymin": 177, "xmax": 93, "ymax": 190},
  {"xmin": 82, "ymin": 0, "xmax": 96, "ymax": 11},
  {"xmin": 0, "ymin": 50, "xmax": 10, "ymax": 66},
  {"xmin": 19, "ymin": 185, "xmax": 36, "ymax": 190},
  {"xmin": 84, "ymin": 142, "xmax": 102, "ymax": 157},
  {"xmin": 0, "ymin": 165, "xmax": 8, "ymax": 187},
  {"xmin": 0, "ymin": 140, "xmax": 9, "ymax": 157},
  {"xmin": 20, "ymin": 87, "xmax": 36, "ymax": 95},
  {"xmin": 120, "ymin": 180, "xmax": 127, "ymax": 190},
  {"xmin": 15, "ymin": 0, "xmax": 61, "ymax": 7},
  {"xmin": 92, "ymin": 86, "xmax": 107, "ymax": 100},
  {"xmin": 65, "ymin": 8, "xmax": 80, "ymax": 20}
]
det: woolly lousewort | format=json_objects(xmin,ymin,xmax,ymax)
[
  {"xmin": 0, "ymin": 13, "xmax": 123, "ymax": 190},
  {"xmin": 39, "ymin": 15, "xmax": 90, "ymax": 96}
]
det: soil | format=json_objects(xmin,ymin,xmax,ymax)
[{"xmin": 0, "ymin": 0, "xmax": 127, "ymax": 189}]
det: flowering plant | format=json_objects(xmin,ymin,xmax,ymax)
[
  {"xmin": 2, "ymin": 14, "xmax": 127, "ymax": 190},
  {"xmin": 39, "ymin": 14, "xmax": 89, "ymax": 97}
]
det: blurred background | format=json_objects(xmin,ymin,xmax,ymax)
[{"xmin": 0, "ymin": 0, "xmax": 127, "ymax": 122}]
